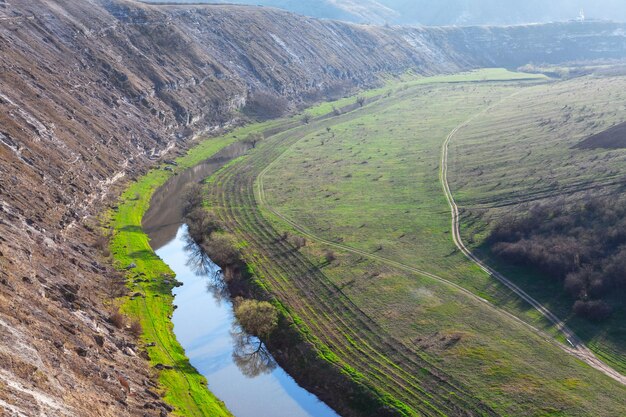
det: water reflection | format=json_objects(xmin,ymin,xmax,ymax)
[
  {"xmin": 231, "ymin": 326, "xmax": 277, "ymax": 378},
  {"xmin": 183, "ymin": 232, "xmax": 278, "ymax": 378},
  {"xmin": 183, "ymin": 235, "xmax": 230, "ymax": 304},
  {"xmin": 158, "ymin": 226, "xmax": 340, "ymax": 417}
]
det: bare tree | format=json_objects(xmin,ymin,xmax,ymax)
[
  {"xmin": 289, "ymin": 235, "xmax": 307, "ymax": 250},
  {"xmin": 109, "ymin": 310, "xmax": 126, "ymax": 329},
  {"xmin": 201, "ymin": 234, "xmax": 241, "ymax": 268},
  {"xmin": 129, "ymin": 319, "xmax": 143, "ymax": 338},
  {"xmin": 324, "ymin": 250, "xmax": 336, "ymax": 264},
  {"xmin": 356, "ymin": 96, "xmax": 366, "ymax": 107},
  {"xmin": 186, "ymin": 207, "xmax": 220, "ymax": 243},
  {"xmin": 105, "ymin": 274, "xmax": 127, "ymax": 299}
]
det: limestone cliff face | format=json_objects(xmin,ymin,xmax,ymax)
[{"xmin": 0, "ymin": 1, "xmax": 625, "ymax": 415}]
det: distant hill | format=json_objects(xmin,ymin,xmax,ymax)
[{"xmin": 148, "ymin": 0, "xmax": 626, "ymax": 25}]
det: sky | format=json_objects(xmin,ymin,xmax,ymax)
[{"xmin": 148, "ymin": 0, "xmax": 626, "ymax": 26}]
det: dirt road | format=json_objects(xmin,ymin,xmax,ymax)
[{"xmin": 440, "ymin": 103, "xmax": 626, "ymax": 385}]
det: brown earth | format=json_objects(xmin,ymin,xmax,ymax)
[{"xmin": 2, "ymin": 0, "xmax": 626, "ymax": 415}]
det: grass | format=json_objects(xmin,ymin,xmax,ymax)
[
  {"xmin": 447, "ymin": 75, "xmax": 626, "ymax": 375},
  {"xmin": 207, "ymin": 69, "xmax": 626, "ymax": 415}
]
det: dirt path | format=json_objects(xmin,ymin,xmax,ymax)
[
  {"xmin": 440, "ymin": 101, "xmax": 626, "ymax": 386},
  {"xmin": 255, "ymin": 94, "xmax": 626, "ymax": 386}
]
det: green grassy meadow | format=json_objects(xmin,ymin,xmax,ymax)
[{"xmin": 204, "ymin": 69, "xmax": 626, "ymax": 416}]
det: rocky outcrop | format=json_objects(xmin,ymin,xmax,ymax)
[{"xmin": 1, "ymin": 1, "xmax": 626, "ymax": 415}]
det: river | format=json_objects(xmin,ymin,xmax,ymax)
[{"xmin": 143, "ymin": 142, "xmax": 339, "ymax": 417}]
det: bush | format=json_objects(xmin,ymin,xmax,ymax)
[
  {"xmin": 129, "ymin": 319, "xmax": 143, "ymax": 338},
  {"xmin": 488, "ymin": 195, "xmax": 626, "ymax": 321},
  {"xmin": 109, "ymin": 311, "xmax": 126, "ymax": 329}
]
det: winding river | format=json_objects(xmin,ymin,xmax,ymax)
[{"xmin": 143, "ymin": 142, "xmax": 339, "ymax": 417}]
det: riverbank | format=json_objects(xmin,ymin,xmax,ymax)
[
  {"xmin": 155, "ymin": 224, "xmax": 340, "ymax": 417},
  {"xmin": 108, "ymin": 135, "xmax": 240, "ymax": 416}
]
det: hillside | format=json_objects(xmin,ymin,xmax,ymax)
[{"xmin": 1, "ymin": 0, "xmax": 626, "ymax": 415}]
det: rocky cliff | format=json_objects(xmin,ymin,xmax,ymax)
[{"xmin": 1, "ymin": 1, "xmax": 626, "ymax": 415}]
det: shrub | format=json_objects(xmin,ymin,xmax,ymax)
[
  {"xmin": 109, "ymin": 311, "xmax": 126, "ymax": 329},
  {"xmin": 235, "ymin": 299, "xmax": 278, "ymax": 339},
  {"xmin": 129, "ymin": 319, "xmax": 143, "ymax": 338}
]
